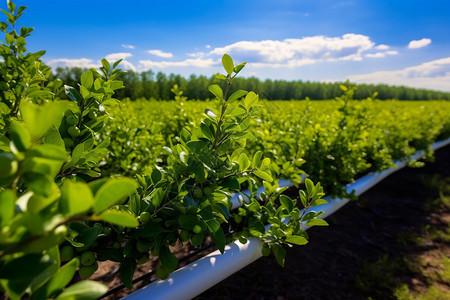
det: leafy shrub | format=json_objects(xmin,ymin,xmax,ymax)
[{"xmin": 0, "ymin": 3, "xmax": 328, "ymax": 299}]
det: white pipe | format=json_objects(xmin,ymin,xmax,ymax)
[
  {"xmin": 126, "ymin": 239, "xmax": 263, "ymax": 300},
  {"xmin": 123, "ymin": 136, "xmax": 450, "ymax": 300}
]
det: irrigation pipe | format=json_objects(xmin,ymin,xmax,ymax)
[{"xmin": 124, "ymin": 137, "xmax": 450, "ymax": 300}]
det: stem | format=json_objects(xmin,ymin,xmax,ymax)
[
  {"xmin": 212, "ymin": 78, "xmax": 233, "ymax": 149},
  {"xmin": 77, "ymin": 98, "xmax": 85, "ymax": 128}
]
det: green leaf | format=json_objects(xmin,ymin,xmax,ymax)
[
  {"xmin": 55, "ymin": 280, "xmax": 108, "ymax": 300},
  {"xmin": 93, "ymin": 178, "xmax": 137, "ymax": 213},
  {"xmin": 17, "ymin": 6, "xmax": 27, "ymax": 15},
  {"xmin": 112, "ymin": 59, "xmax": 123, "ymax": 69},
  {"xmin": 243, "ymin": 91, "xmax": 259, "ymax": 108},
  {"xmin": 44, "ymin": 128, "xmax": 65, "ymax": 150},
  {"xmin": 311, "ymin": 198, "xmax": 328, "ymax": 207},
  {"xmin": 159, "ymin": 246, "xmax": 178, "ymax": 272},
  {"xmin": 208, "ymin": 84, "xmax": 223, "ymax": 100},
  {"xmin": 228, "ymin": 107, "xmax": 246, "ymax": 117},
  {"xmin": 305, "ymin": 178, "xmax": 315, "ymax": 195},
  {"xmin": 93, "ymin": 78, "xmax": 102, "ymax": 90},
  {"xmin": 272, "ymin": 244, "xmax": 286, "ymax": 267},
  {"xmin": 305, "ymin": 218, "xmax": 329, "ymax": 226},
  {"xmin": 204, "ymin": 109, "xmax": 217, "ymax": 118},
  {"xmin": 155, "ymin": 267, "xmax": 171, "ymax": 280},
  {"xmin": 99, "ymin": 209, "xmax": 138, "ymax": 227},
  {"xmin": 24, "ymin": 172, "xmax": 57, "ymax": 198},
  {"xmin": 22, "ymin": 145, "xmax": 68, "ymax": 178},
  {"xmin": 178, "ymin": 215, "xmax": 199, "ymax": 229},
  {"xmin": 186, "ymin": 140, "xmax": 207, "ymax": 153},
  {"xmin": 0, "ymin": 189, "xmax": 15, "ymax": 226},
  {"xmin": 60, "ymin": 181, "xmax": 94, "ymax": 216},
  {"xmin": 64, "ymin": 86, "xmax": 83, "ymax": 105},
  {"xmin": 209, "ymin": 226, "xmax": 226, "ymax": 254},
  {"xmin": 200, "ymin": 122, "xmax": 214, "ymax": 140},
  {"xmin": 222, "ymin": 54, "xmax": 234, "ymax": 75},
  {"xmin": 73, "ymin": 226, "xmax": 102, "ymax": 247},
  {"xmin": 285, "ymin": 236, "xmax": 308, "ymax": 245},
  {"xmin": 279, "ymin": 195, "xmax": 294, "ymax": 212},
  {"xmin": 80, "ymin": 70, "xmax": 94, "ymax": 90},
  {"xmin": 189, "ymin": 159, "xmax": 207, "ymax": 183},
  {"xmin": 7, "ymin": 1, "xmax": 15, "ymax": 14},
  {"xmin": 119, "ymin": 258, "xmax": 136, "ymax": 289},
  {"xmin": 151, "ymin": 168, "xmax": 162, "ymax": 185},
  {"xmin": 260, "ymin": 157, "xmax": 270, "ymax": 169},
  {"xmin": 109, "ymin": 80, "xmax": 124, "ymax": 91},
  {"xmin": 20, "ymin": 226, "xmax": 67, "ymax": 254},
  {"xmin": 101, "ymin": 58, "xmax": 111, "ymax": 74},
  {"xmin": 29, "ymin": 144, "xmax": 68, "ymax": 161},
  {"xmin": 248, "ymin": 219, "xmax": 265, "ymax": 236},
  {"xmin": 30, "ymin": 247, "xmax": 60, "ymax": 293},
  {"xmin": 0, "ymin": 254, "xmax": 53, "ymax": 280},
  {"xmin": 96, "ymin": 248, "xmax": 122, "ymax": 262},
  {"xmin": 20, "ymin": 101, "xmax": 68, "ymax": 141},
  {"xmin": 9, "ymin": 120, "xmax": 31, "ymax": 151},
  {"xmin": 213, "ymin": 202, "xmax": 230, "ymax": 220},
  {"xmin": 299, "ymin": 190, "xmax": 307, "ymax": 208},
  {"xmin": 233, "ymin": 62, "xmax": 246, "ymax": 74},
  {"xmin": 238, "ymin": 153, "xmax": 250, "ymax": 171},
  {"xmin": 251, "ymin": 151, "xmax": 263, "ymax": 169},
  {"xmin": 227, "ymin": 90, "xmax": 248, "ymax": 103},
  {"xmin": 0, "ymin": 135, "xmax": 10, "ymax": 152},
  {"xmin": 215, "ymin": 74, "xmax": 227, "ymax": 80},
  {"xmin": 206, "ymin": 219, "xmax": 221, "ymax": 233},
  {"xmin": 254, "ymin": 170, "xmax": 273, "ymax": 182},
  {"xmin": 45, "ymin": 258, "xmax": 79, "ymax": 298},
  {"xmin": 150, "ymin": 187, "xmax": 165, "ymax": 208},
  {"xmin": 80, "ymin": 85, "xmax": 90, "ymax": 99},
  {"xmin": 220, "ymin": 177, "xmax": 240, "ymax": 190}
]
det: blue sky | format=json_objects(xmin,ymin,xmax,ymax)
[{"xmin": 3, "ymin": 0, "xmax": 450, "ymax": 91}]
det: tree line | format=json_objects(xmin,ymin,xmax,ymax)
[{"xmin": 51, "ymin": 67, "xmax": 450, "ymax": 101}]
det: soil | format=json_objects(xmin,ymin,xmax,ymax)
[{"xmin": 99, "ymin": 145, "xmax": 450, "ymax": 299}]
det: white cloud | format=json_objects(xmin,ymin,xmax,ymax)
[
  {"xmin": 121, "ymin": 44, "xmax": 135, "ymax": 49},
  {"xmin": 47, "ymin": 53, "xmax": 136, "ymax": 71},
  {"xmin": 375, "ymin": 44, "xmax": 389, "ymax": 50},
  {"xmin": 408, "ymin": 38, "xmax": 431, "ymax": 49},
  {"xmin": 47, "ymin": 58, "xmax": 99, "ymax": 69},
  {"xmin": 105, "ymin": 52, "xmax": 136, "ymax": 71},
  {"xmin": 209, "ymin": 34, "xmax": 375, "ymax": 67},
  {"xmin": 137, "ymin": 34, "xmax": 392, "ymax": 71},
  {"xmin": 186, "ymin": 52, "xmax": 206, "ymax": 58},
  {"xmin": 365, "ymin": 50, "xmax": 398, "ymax": 58},
  {"xmin": 365, "ymin": 53, "xmax": 386, "ymax": 58},
  {"xmin": 347, "ymin": 57, "xmax": 450, "ymax": 91},
  {"xmin": 147, "ymin": 49, "xmax": 173, "ymax": 58},
  {"xmin": 105, "ymin": 52, "xmax": 132, "ymax": 61},
  {"xmin": 386, "ymin": 50, "xmax": 399, "ymax": 55},
  {"xmin": 139, "ymin": 58, "xmax": 218, "ymax": 69}
]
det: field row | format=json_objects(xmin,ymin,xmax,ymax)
[{"xmin": 103, "ymin": 95, "xmax": 450, "ymax": 197}]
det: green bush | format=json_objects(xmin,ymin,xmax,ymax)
[{"xmin": 0, "ymin": 3, "xmax": 327, "ymax": 298}]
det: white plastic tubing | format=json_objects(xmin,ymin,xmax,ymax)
[{"xmin": 124, "ymin": 137, "xmax": 450, "ymax": 300}]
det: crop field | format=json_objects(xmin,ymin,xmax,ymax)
[
  {"xmin": 103, "ymin": 97, "xmax": 450, "ymax": 197},
  {"xmin": 1, "ymin": 2, "xmax": 450, "ymax": 300}
]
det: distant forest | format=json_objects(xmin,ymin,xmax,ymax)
[{"xmin": 51, "ymin": 67, "xmax": 450, "ymax": 101}]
